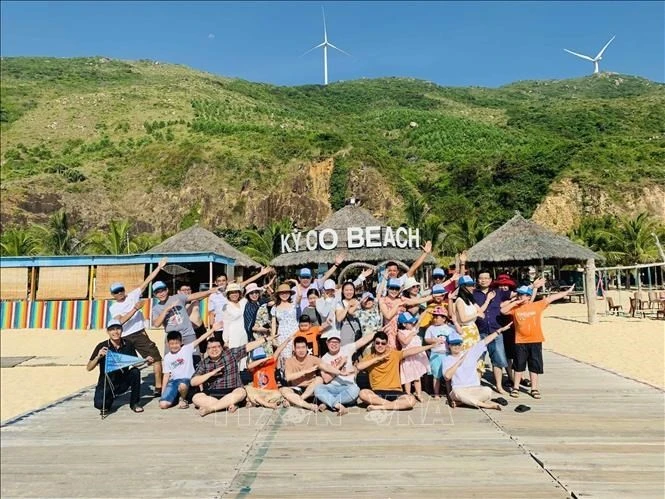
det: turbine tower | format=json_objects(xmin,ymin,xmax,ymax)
[
  {"xmin": 564, "ymin": 36, "xmax": 616, "ymax": 74},
  {"xmin": 302, "ymin": 7, "xmax": 350, "ymax": 85}
]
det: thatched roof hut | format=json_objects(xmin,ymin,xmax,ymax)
[
  {"xmin": 147, "ymin": 226, "xmax": 261, "ymax": 268},
  {"xmin": 466, "ymin": 213, "xmax": 602, "ymax": 264},
  {"xmin": 270, "ymin": 204, "xmax": 436, "ymax": 267}
]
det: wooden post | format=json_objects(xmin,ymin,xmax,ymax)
[
  {"xmin": 29, "ymin": 267, "xmax": 37, "ymax": 301},
  {"xmin": 208, "ymin": 261, "xmax": 213, "ymax": 288},
  {"xmin": 87, "ymin": 266, "xmax": 94, "ymax": 301},
  {"xmin": 585, "ymin": 258, "xmax": 597, "ymax": 324}
]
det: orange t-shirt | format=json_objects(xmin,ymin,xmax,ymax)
[
  {"xmin": 362, "ymin": 349, "xmax": 404, "ymax": 391},
  {"xmin": 252, "ymin": 358, "xmax": 278, "ymax": 390},
  {"xmin": 299, "ymin": 325, "xmax": 322, "ymax": 356},
  {"xmin": 509, "ymin": 300, "xmax": 548, "ymax": 344}
]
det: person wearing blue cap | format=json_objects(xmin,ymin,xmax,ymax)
[
  {"xmin": 443, "ymin": 323, "xmax": 512, "ymax": 410},
  {"xmin": 500, "ymin": 281, "xmax": 576, "ymax": 399},
  {"xmin": 379, "ymin": 277, "xmax": 432, "ymax": 350},
  {"xmin": 396, "ymin": 312, "xmax": 429, "ymax": 402},
  {"xmin": 108, "ymin": 256, "xmax": 167, "ymax": 397},
  {"xmin": 293, "ymin": 253, "xmax": 346, "ymax": 312},
  {"xmin": 375, "ymin": 241, "xmax": 433, "ymax": 297},
  {"xmin": 419, "ymin": 284, "xmax": 448, "ymax": 330},
  {"xmin": 452, "ymin": 275, "xmax": 485, "ymax": 377}
]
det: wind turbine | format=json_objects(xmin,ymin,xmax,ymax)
[
  {"xmin": 564, "ymin": 36, "xmax": 616, "ymax": 74},
  {"xmin": 302, "ymin": 7, "xmax": 350, "ymax": 85}
]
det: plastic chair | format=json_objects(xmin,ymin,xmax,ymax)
[{"xmin": 606, "ymin": 296, "xmax": 622, "ymax": 315}]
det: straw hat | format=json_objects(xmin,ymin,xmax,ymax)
[
  {"xmin": 244, "ymin": 283, "xmax": 263, "ymax": 296},
  {"xmin": 403, "ymin": 277, "xmax": 420, "ymax": 290},
  {"xmin": 275, "ymin": 283, "xmax": 295, "ymax": 295},
  {"xmin": 225, "ymin": 283, "xmax": 243, "ymax": 296}
]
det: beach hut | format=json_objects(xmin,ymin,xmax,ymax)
[
  {"xmin": 146, "ymin": 225, "xmax": 261, "ymax": 282},
  {"xmin": 270, "ymin": 202, "xmax": 436, "ymax": 282},
  {"xmin": 465, "ymin": 212, "xmax": 602, "ymax": 323}
]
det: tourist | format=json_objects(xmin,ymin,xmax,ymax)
[
  {"xmin": 294, "ymin": 314, "xmax": 323, "ymax": 356},
  {"xmin": 356, "ymin": 331, "xmax": 437, "ymax": 411},
  {"xmin": 109, "ymin": 256, "xmax": 167, "ymax": 397},
  {"xmin": 244, "ymin": 281, "xmax": 271, "ymax": 345},
  {"xmin": 152, "ymin": 280, "xmax": 220, "ymax": 358},
  {"xmin": 87, "ymin": 319, "xmax": 153, "ymax": 416},
  {"xmin": 500, "ymin": 283, "xmax": 575, "ymax": 399},
  {"xmin": 271, "ymin": 283, "xmax": 300, "ymax": 367},
  {"xmin": 335, "ymin": 281, "xmax": 362, "ymax": 346},
  {"xmin": 379, "ymin": 278, "xmax": 432, "ymax": 349},
  {"xmin": 314, "ymin": 330, "xmax": 374, "ymax": 415},
  {"xmin": 178, "ymin": 283, "xmax": 208, "ymax": 355},
  {"xmin": 159, "ymin": 326, "xmax": 216, "ymax": 410},
  {"xmin": 280, "ymin": 336, "xmax": 345, "ymax": 412},
  {"xmin": 356, "ymin": 291, "xmax": 383, "ymax": 354},
  {"xmin": 418, "ymin": 284, "xmax": 448, "ymax": 330},
  {"xmin": 191, "ymin": 335, "xmax": 268, "ymax": 417},
  {"xmin": 452, "ymin": 275, "xmax": 484, "ymax": 376},
  {"xmin": 294, "ymin": 253, "xmax": 345, "ymax": 310},
  {"xmin": 397, "ymin": 312, "xmax": 429, "ymax": 402},
  {"xmin": 443, "ymin": 326, "xmax": 513, "ymax": 411},
  {"xmin": 316, "ymin": 279, "xmax": 338, "ymax": 332},
  {"xmin": 221, "ymin": 283, "xmax": 250, "ymax": 369},
  {"xmin": 245, "ymin": 333, "xmax": 293, "ymax": 409},
  {"xmin": 301, "ymin": 288, "xmax": 323, "ymax": 326},
  {"xmin": 207, "ymin": 273, "xmax": 229, "ymax": 326},
  {"xmin": 376, "ymin": 241, "xmax": 433, "ymax": 296},
  {"xmin": 424, "ymin": 307, "xmax": 455, "ymax": 400}
]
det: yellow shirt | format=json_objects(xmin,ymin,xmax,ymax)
[{"xmin": 362, "ymin": 349, "xmax": 404, "ymax": 391}]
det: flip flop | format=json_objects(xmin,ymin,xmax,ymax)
[
  {"xmin": 530, "ymin": 390, "xmax": 542, "ymax": 399},
  {"xmin": 520, "ymin": 379, "xmax": 532, "ymax": 388},
  {"xmin": 130, "ymin": 405, "xmax": 144, "ymax": 413},
  {"xmin": 509, "ymin": 388, "xmax": 520, "ymax": 398},
  {"xmin": 514, "ymin": 404, "xmax": 531, "ymax": 413},
  {"xmin": 178, "ymin": 401, "xmax": 189, "ymax": 409},
  {"xmin": 491, "ymin": 397, "xmax": 508, "ymax": 407}
]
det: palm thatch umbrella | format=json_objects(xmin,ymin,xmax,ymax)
[
  {"xmin": 270, "ymin": 204, "xmax": 436, "ymax": 267},
  {"xmin": 146, "ymin": 225, "xmax": 261, "ymax": 268},
  {"xmin": 465, "ymin": 213, "xmax": 602, "ymax": 264}
]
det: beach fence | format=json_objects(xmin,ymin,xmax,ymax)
[{"xmin": 0, "ymin": 252, "xmax": 233, "ymax": 330}]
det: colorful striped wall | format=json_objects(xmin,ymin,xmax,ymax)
[{"xmin": 0, "ymin": 297, "xmax": 210, "ymax": 330}]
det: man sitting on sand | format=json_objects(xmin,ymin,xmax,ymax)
[
  {"xmin": 443, "ymin": 326, "xmax": 513, "ymax": 411},
  {"xmin": 356, "ymin": 331, "xmax": 437, "ymax": 411},
  {"xmin": 190, "ymin": 335, "xmax": 268, "ymax": 417},
  {"xmin": 159, "ymin": 325, "xmax": 217, "ymax": 410},
  {"xmin": 280, "ymin": 335, "xmax": 347, "ymax": 412},
  {"xmin": 87, "ymin": 319, "xmax": 154, "ymax": 416}
]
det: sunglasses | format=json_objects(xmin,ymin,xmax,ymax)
[
  {"xmin": 374, "ymin": 340, "xmax": 387, "ymax": 346},
  {"xmin": 111, "ymin": 289, "xmax": 125, "ymax": 294}
]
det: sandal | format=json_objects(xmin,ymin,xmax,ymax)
[
  {"xmin": 130, "ymin": 405, "xmax": 144, "ymax": 413},
  {"xmin": 178, "ymin": 400, "xmax": 189, "ymax": 409},
  {"xmin": 153, "ymin": 389, "xmax": 162, "ymax": 398},
  {"xmin": 530, "ymin": 390, "xmax": 542, "ymax": 399},
  {"xmin": 509, "ymin": 388, "xmax": 520, "ymax": 398},
  {"xmin": 491, "ymin": 397, "xmax": 508, "ymax": 407}
]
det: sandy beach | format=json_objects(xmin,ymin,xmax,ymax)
[{"xmin": 1, "ymin": 300, "xmax": 663, "ymax": 421}]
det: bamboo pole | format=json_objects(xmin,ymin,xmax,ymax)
[{"xmin": 585, "ymin": 258, "xmax": 597, "ymax": 324}]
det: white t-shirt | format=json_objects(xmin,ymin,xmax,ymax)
[
  {"xmin": 162, "ymin": 343, "xmax": 195, "ymax": 380},
  {"xmin": 425, "ymin": 324, "xmax": 455, "ymax": 354},
  {"xmin": 321, "ymin": 343, "xmax": 356, "ymax": 384},
  {"xmin": 208, "ymin": 291, "xmax": 228, "ymax": 323},
  {"xmin": 109, "ymin": 288, "xmax": 145, "ymax": 337},
  {"xmin": 442, "ymin": 341, "xmax": 486, "ymax": 389}
]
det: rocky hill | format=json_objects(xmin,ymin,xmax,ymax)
[{"xmin": 1, "ymin": 57, "xmax": 664, "ymax": 237}]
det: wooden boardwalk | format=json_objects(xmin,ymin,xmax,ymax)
[{"xmin": 1, "ymin": 351, "xmax": 663, "ymax": 498}]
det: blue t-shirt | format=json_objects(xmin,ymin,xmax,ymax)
[{"xmin": 473, "ymin": 288, "xmax": 512, "ymax": 336}]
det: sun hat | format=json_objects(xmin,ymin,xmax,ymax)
[
  {"xmin": 109, "ymin": 282, "xmax": 125, "ymax": 293},
  {"xmin": 516, "ymin": 285, "xmax": 533, "ymax": 296},
  {"xmin": 299, "ymin": 268, "xmax": 312, "ymax": 278},
  {"xmin": 387, "ymin": 278, "xmax": 402, "ymax": 290},
  {"xmin": 323, "ymin": 279, "xmax": 336, "ymax": 291},
  {"xmin": 275, "ymin": 283, "xmax": 294, "ymax": 294},
  {"xmin": 225, "ymin": 283, "xmax": 243, "ymax": 296},
  {"xmin": 431, "ymin": 284, "xmax": 447, "ymax": 295},
  {"xmin": 398, "ymin": 312, "xmax": 418, "ymax": 325},
  {"xmin": 360, "ymin": 291, "xmax": 375, "ymax": 303},
  {"xmin": 106, "ymin": 319, "xmax": 123, "ymax": 330},
  {"xmin": 447, "ymin": 331, "xmax": 463, "ymax": 345},
  {"xmin": 403, "ymin": 276, "xmax": 420, "ymax": 290},
  {"xmin": 458, "ymin": 275, "xmax": 475, "ymax": 286},
  {"xmin": 432, "ymin": 267, "xmax": 445, "ymax": 278},
  {"xmin": 152, "ymin": 281, "xmax": 168, "ymax": 293},
  {"xmin": 244, "ymin": 283, "xmax": 262, "ymax": 296},
  {"xmin": 431, "ymin": 306, "xmax": 448, "ymax": 317},
  {"xmin": 493, "ymin": 274, "xmax": 517, "ymax": 289}
]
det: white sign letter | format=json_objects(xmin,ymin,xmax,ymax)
[
  {"xmin": 408, "ymin": 228, "xmax": 420, "ymax": 248},
  {"xmin": 366, "ymin": 226, "xmax": 382, "ymax": 248},
  {"xmin": 395, "ymin": 227, "xmax": 408, "ymax": 248},
  {"xmin": 383, "ymin": 227, "xmax": 396, "ymax": 248},
  {"xmin": 280, "ymin": 233, "xmax": 292, "ymax": 253},
  {"xmin": 292, "ymin": 232, "xmax": 302, "ymax": 252},
  {"xmin": 319, "ymin": 228, "xmax": 338, "ymax": 250},
  {"xmin": 347, "ymin": 227, "xmax": 364, "ymax": 249},
  {"xmin": 306, "ymin": 230, "xmax": 318, "ymax": 251}
]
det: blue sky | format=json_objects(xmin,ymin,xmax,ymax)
[{"xmin": 1, "ymin": 1, "xmax": 663, "ymax": 87}]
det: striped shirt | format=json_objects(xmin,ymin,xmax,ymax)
[{"xmin": 194, "ymin": 346, "xmax": 247, "ymax": 391}]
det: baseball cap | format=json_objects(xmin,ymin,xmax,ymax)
[
  {"xmin": 109, "ymin": 282, "xmax": 125, "ymax": 293},
  {"xmin": 360, "ymin": 291, "xmax": 375, "ymax": 303},
  {"xmin": 325, "ymin": 330, "xmax": 341, "ymax": 341},
  {"xmin": 431, "ymin": 306, "xmax": 448, "ymax": 316},
  {"xmin": 398, "ymin": 312, "xmax": 418, "ymax": 325},
  {"xmin": 458, "ymin": 275, "xmax": 475, "ymax": 286},
  {"xmin": 447, "ymin": 331, "xmax": 463, "ymax": 345},
  {"xmin": 106, "ymin": 319, "xmax": 123, "ymax": 330},
  {"xmin": 387, "ymin": 278, "xmax": 402, "ymax": 290},
  {"xmin": 516, "ymin": 285, "xmax": 533, "ymax": 296},
  {"xmin": 152, "ymin": 281, "xmax": 168, "ymax": 293},
  {"xmin": 323, "ymin": 279, "xmax": 336, "ymax": 291},
  {"xmin": 299, "ymin": 268, "xmax": 312, "ymax": 278},
  {"xmin": 432, "ymin": 267, "xmax": 445, "ymax": 278},
  {"xmin": 431, "ymin": 284, "xmax": 447, "ymax": 295}
]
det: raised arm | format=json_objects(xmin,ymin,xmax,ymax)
[
  {"xmin": 191, "ymin": 324, "xmax": 219, "ymax": 349},
  {"xmin": 115, "ymin": 299, "xmax": 145, "ymax": 325},
  {"xmin": 443, "ymin": 352, "xmax": 467, "ymax": 381},
  {"xmin": 402, "ymin": 343, "xmax": 436, "ymax": 358},
  {"xmin": 530, "ymin": 277, "xmax": 546, "ymax": 303},
  {"xmin": 272, "ymin": 332, "xmax": 295, "ymax": 360},
  {"xmin": 245, "ymin": 336, "xmax": 268, "ymax": 353},
  {"xmin": 402, "ymin": 294, "xmax": 432, "ymax": 307},
  {"xmin": 240, "ymin": 266, "xmax": 274, "ymax": 288},
  {"xmin": 139, "ymin": 257, "xmax": 168, "ymax": 293},
  {"xmin": 500, "ymin": 297, "xmax": 519, "ymax": 316},
  {"xmin": 153, "ymin": 301, "xmax": 177, "ymax": 328},
  {"xmin": 186, "ymin": 286, "xmax": 220, "ymax": 303},
  {"xmin": 319, "ymin": 253, "xmax": 345, "ymax": 285},
  {"xmin": 353, "ymin": 330, "xmax": 376, "ymax": 352},
  {"xmin": 545, "ymin": 284, "xmax": 576, "ymax": 305},
  {"xmin": 406, "ymin": 241, "xmax": 432, "ymax": 277},
  {"xmin": 481, "ymin": 322, "xmax": 513, "ymax": 345},
  {"xmin": 355, "ymin": 352, "xmax": 390, "ymax": 372}
]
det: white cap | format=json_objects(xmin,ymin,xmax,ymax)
[
  {"xmin": 323, "ymin": 329, "xmax": 341, "ymax": 341},
  {"xmin": 323, "ymin": 279, "xmax": 336, "ymax": 291}
]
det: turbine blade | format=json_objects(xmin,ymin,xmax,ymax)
[
  {"xmin": 595, "ymin": 35, "xmax": 615, "ymax": 59},
  {"xmin": 322, "ymin": 6, "xmax": 328, "ymax": 42},
  {"xmin": 563, "ymin": 49, "xmax": 594, "ymax": 62},
  {"xmin": 327, "ymin": 42, "xmax": 351, "ymax": 57},
  {"xmin": 301, "ymin": 42, "xmax": 325, "ymax": 57}
]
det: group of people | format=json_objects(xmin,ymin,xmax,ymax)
[{"xmin": 89, "ymin": 248, "xmax": 576, "ymax": 417}]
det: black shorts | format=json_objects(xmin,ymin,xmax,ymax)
[
  {"xmin": 124, "ymin": 330, "xmax": 162, "ymax": 361},
  {"xmin": 375, "ymin": 390, "xmax": 405, "ymax": 402},
  {"xmin": 513, "ymin": 343, "xmax": 544, "ymax": 374},
  {"xmin": 502, "ymin": 328, "xmax": 516, "ymax": 361},
  {"xmin": 204, "ymin": 387, "xmax": 239, "ymax": 399}
]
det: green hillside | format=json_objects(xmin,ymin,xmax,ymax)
[{"xmin": 1, "ymin": 57, "xmax": 664, "ymax": 242}]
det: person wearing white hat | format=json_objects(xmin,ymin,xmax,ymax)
[
  {"xmin": 375, "ymin": 240, "xmax": 433, "ymax": 297},
  {"xmin": 109, "ymin": 256, "xmax": 167, "ymax": 397},
  {"xmin": 220, "ymin": 282, "xmax": 251, "ymax": 370}
]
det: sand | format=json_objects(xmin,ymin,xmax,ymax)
[{"xmin": 1, "ymin": 300, "xmax": 663, "ymax": 421}]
